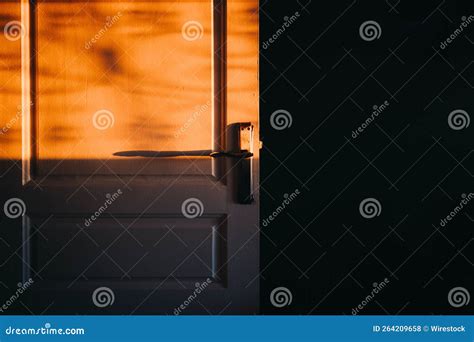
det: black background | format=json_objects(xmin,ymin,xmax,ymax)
[{"xmin": 259, "ymin": 0, "xmax": 473, "ymax": 314}]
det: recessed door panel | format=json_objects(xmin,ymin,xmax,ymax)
[
  {"xmin": 33, "ymin": 217, "xmax": 226, "ymax": 281},
  {"xmin": 35, "ymin": 1, "xmax": 213, "ymax": 176}
]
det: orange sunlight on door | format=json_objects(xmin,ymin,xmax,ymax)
[{"xmin": 0, "ymin": 0, "xmax": 258, "ymax": 166}]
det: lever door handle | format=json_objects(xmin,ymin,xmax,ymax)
[
  {"xmin": 210, "ymin": 151, "xmax": 253, "ymax": 158},
  {"xmin": 114, "ymin": 122, "xmax": 255, "ymax": 205},
  {"xmin": 225, "ymin": 122, "xmax": 254, "ymax": 204},
  {"xmin": 113, "ymin": 150, "xmax": 253, "ymax": 159}
]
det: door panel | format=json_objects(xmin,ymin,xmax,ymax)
[
  {"xmin": 34, "ymin": 0, "xmax": 214, "ymax": 176},
  {"xmin": 33, "ymin": 217, "xmax": 225, "ymax": 280},
  {"xmin": 36, "ymin": 1, "xmax": 213, "ymax": 161}
]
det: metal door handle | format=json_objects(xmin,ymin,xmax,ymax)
[
  {"xmin": 224, "ymin": 122, "xmax": 254, "ymax": 204},
  {"xmin": 113, "ymin": 150, "xmax": 253, "ymax": 159},
  {"xmin": 210, "ymin": 151, "xmax": 253, "ymax": 158},
  {"xmin": 113, "ymin": 122, "xmax": 255, "ymax": 204}
]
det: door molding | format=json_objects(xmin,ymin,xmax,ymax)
[
  {"xmin": 212, "ymin": 0, "xmax": 227, "ymax": 179},
  {"xmin": 21, "ymin": 0, "xmax": 229, "ymax": 183}
]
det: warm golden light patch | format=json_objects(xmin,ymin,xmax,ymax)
[{"xmin": 0, "ymin": 0, "xmax": 258, "ymax": 171}]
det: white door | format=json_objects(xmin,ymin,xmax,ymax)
[{"xmin": 0, "ymin": 0, "xmax": 259, "ymax": 314}]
